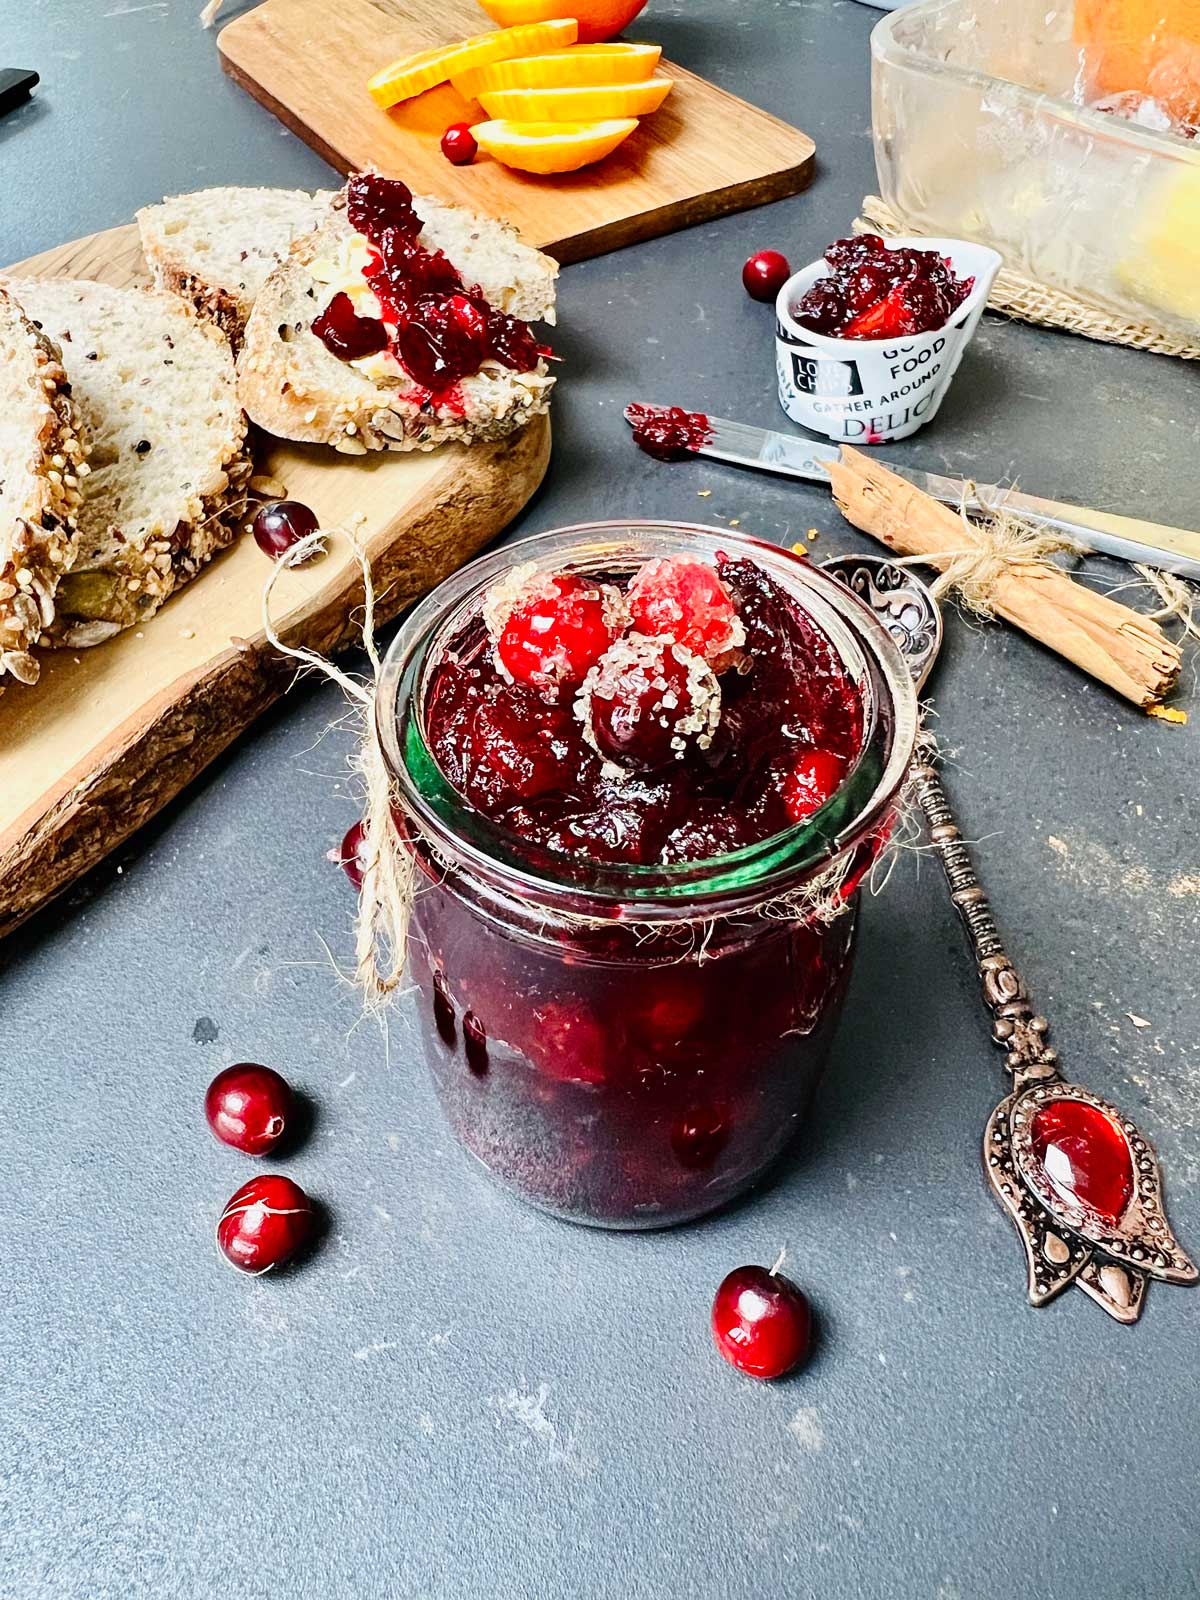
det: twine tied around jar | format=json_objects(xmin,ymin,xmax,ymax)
[
  {"xmin": 260, "ymin": 528, "xmax": 902, "ymax": 1007},
  {"xmin": 260, "ymin": 528, "xmax": 415, "ymax": 1004}
]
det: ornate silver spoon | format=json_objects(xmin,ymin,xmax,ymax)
[{"xmin": 821, "ymin": 553, "xmax": 1196, "ymax": 1324}]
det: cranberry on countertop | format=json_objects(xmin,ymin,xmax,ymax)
[
  {"xmin": 252, "ymin": 500, "xmax": 320, "ymax": 560},
  {"xmin": 217, "ymin": 1174, "xmax": 315, "ymax": 1274},
  {"xmin": 441, "ymin": 122, "xmax": 478, "ymax": 165},
  {"xmin": 712, "ymin": 1263, "xmax": 813, "ymax": 1379},
  {"xmin": 205, "ymin": 1064, "xmax": 294, "ymax": 1156},
  {"xmin": 335, "ymin": 819, "xmax": 368, "ymax": 890},
  {"xmin": 742, "ymin": 248, "xmax": 792, "ymax": 303}
]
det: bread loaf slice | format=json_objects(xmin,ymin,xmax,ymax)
[
  {"xmin": 4, "ymin": 278, "xmax": 251, "ymax": 647},
  {"xmin": 138, "ymin": 185, "xmax": 558, "ymax": 349},
  {"xmin": 237, "ymin": 197, "xmax": 556, "ymax": 455},
  {"xmin": 137, "ymin": 186, "xmax": 333, "ymax": 349},
  {"xmin": 0, "ymin": 287, "xmax": 88, "ymax": 685}
]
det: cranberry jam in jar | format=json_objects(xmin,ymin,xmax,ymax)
[{"xmin": 377, "ymin": 525, "xmax": 917, "ymax": 1227}]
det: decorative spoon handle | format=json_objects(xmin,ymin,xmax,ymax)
[
  {"xmin": 909, "ymin": 731, "xmax": 1058, "ymax": 1089},
  {"xmin": 907, "ymin": 729, "xmax": 1196, "ymax": 1322}
]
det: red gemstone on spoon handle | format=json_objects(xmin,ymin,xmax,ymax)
[{"xmin": 1030, "ymin": 1100, "xmax": 1135, "ymax": 1224}]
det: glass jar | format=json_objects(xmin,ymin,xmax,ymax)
[{"xmin": 377, "ymin": 523, "xmax": 917, "ymax": 1228}]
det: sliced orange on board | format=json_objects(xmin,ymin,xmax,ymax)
[
  {"xmin": 477, "ymin": 0, "xmax": 650, "ymax": 44},
  {"xmin": 472, "ymin": 117, "xmax": 638, "ymax": 173},
  {"xmin": 479, "ymin": 75, "xmax": 671, "ymax": 120},
  {"xmin": 453, "ymin": 42, "xmax": 662, "ymax": 100},
  {"xmin": 367, "ymin": 18, "xmax": 579, "ymax": 109}
]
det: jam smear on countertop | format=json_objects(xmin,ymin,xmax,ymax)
[
  {"xmin": 312, "ymin": 173, "xmax": 551, "ymax": 396},
  {"xmin": 792, "ymin": 234, "xmax": 973, "ymax": 340},
  {"xmin": 627, "ymin": 404, "xmax": 714, "ymax": 462},
  {"xmin": 424, "ymin": 554, "xmax": 864, "ymax": 867}
]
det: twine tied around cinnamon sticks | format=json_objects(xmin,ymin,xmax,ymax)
[{"xmin": 823, "ymin": 447, "xmax": 1186, "ymax": 708}]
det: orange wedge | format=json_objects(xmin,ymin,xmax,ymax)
[
  {"xmin": 472, "ymin": 117, "xmax": 638, "ymax": 172},
  {"xmin": 453, "ymin": 43, "xmax": 661, "ymax": 100},
  {"xmin": 367, "ymin": 19, "xmax": 578, "ymax": 109},
  {"xmin": 479, "ymin": 75, "xmax": 671, "ymax": 120}
]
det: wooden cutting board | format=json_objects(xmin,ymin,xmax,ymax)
[
  {"xmin": 0, "ymin": 225, "xmax": 550, "ymax": 940},
  {"xmin": 217, "ymin": 0, "xmax": 816, "ymax": 262}
]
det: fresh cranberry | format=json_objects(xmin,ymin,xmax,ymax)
[
  {"xmin": 627, "ymin": 556, "xmax": 742, "ymax": 663},
  {"xmin": 1030, "ymin": 1101, "xmax": 1134, "ymax": 1224},
  {"xmin": 492, "ymin": 571, "xmax": 621, "ymax": 694},
  {"xmin": 346, "ymin": 172, "xmax": 418, "ymax": 241},
  {"xmin": 251, "ymin": 499, "xmax": 319, "ymax": 560},
  {"xmin": 742, "ymin": 248, "xmax": 792, "ymax": 303},
  {"xmin": 627, "ymin": 402, "xmax": 714, "ymax": 462},
  {"xmin": 336, "ymin": 819, "xmax": 368, "ymax": 889},
  {"xmin": 712, "ymin": 1264, "xmax": 812, "ymax": 1379},
  {"xmin": 441, "ymin": 122, "xmax": 478, "ymax": 165},
  {"xmin": 311, "ymin": 291, "xmax": 389, "ymax": 360},
  {"xmin": 782, "ymin": 749, "xmax": 844, "ymax": 821},
  {"xmin": 583, "ymin": 636, "xmax": 719, "ymax": 772},
  {"xmin": 205, "ymin": 1064, "xmax": 294, "ymax": 1156},
  {"xmin": 216, "ymin": 1174, "xmax": 315, "ymax": 1273}
]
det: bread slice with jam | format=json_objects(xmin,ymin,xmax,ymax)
[
  {"xmin": 137, "ymin": 186, "xmax": 333, "ymax": 351},
  {"xmin": 236, "ymin": 177, "xmax": 557, "ymax": 455},
  {"xmin": 0, "ymin": 286, "xmax": 88, "ymax": 686},
  {"xmin": 3, "ymin": 277, "xmax": 252, "ymax": 647}
]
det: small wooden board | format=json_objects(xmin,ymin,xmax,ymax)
[
  {"xmin": 0, "ymin": 225, "xmax": 550, "ymax": 940},
  {"xmin": 217, "ymin": 0, "xmax": 815, "ymax": 263}
]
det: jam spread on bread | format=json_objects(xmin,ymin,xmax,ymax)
[{"xmin": 311, "ymin": 174, "xmax": 550, "ymax": 399}]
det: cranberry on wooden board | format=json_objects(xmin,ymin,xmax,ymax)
[
  {"xmin": 205, "ymin": 1064, "xmax": 294, "ymax": 1156},
  {"xmin": 742, "ymin": 248, "xmax": 791, "ymax": 303},
  {"xmin": 441, "ymin": 122, "xmax": 478, "ymax": 165},
  {"xmin": 251, "ymin": 499, "xmax": 319, "ymax": 560},
  {"xmin": 712, "ymin": 1264, "xmax": 812, "ymax": 1379},
  {"xmin": 216, "ymin": 1174, "xmax": 315, "ymax": 1274}
]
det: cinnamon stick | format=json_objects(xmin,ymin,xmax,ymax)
[{"xmin": 824, "ymin": 447, "xmax": 1181, "ymax": 708}]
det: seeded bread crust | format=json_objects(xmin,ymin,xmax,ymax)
[
  {"xmin": 137, "ymin": 186, "xmax": 334, "ymax": 351},
  {"xmin": 0, "ymin": 288, "xmax": 88, "ymax": 685},
  {"xmin": 237, "ymin": 206, "xmax": 554, "ymax": 456},
  {"xmin": 3, "ymin": 277, "xmax": 252, "ymax": 647}
]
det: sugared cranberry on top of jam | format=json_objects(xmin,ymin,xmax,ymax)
[
  {"xmin": 422, "ymin": 551, "xmax": 863, "ymax": 867},
  {"xmin": 627, "ymin": 556, "xmax": 744, "ymax": 664},
  {"xmin": 485, "ymin": 563, "xmax": 626, "ymax": 696},
  {"xmin": 792, "ymin": 234, "xmax": 973, "ymax": 340},
  {"xmin": 578, "ymin": 634, "xmax": 721, "ymax": 772},
  {"xmin": 311, "ymin": 171, "xmax": 551, "ymax": 396}
]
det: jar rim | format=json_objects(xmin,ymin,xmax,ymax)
[{"xmin": 376, "ymin": 521, "xmax": 918, "ymax": 920}]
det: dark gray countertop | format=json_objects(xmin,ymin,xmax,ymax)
[{"xmin": 3, "ymin": 3, "xmax": 1198, "ymax": 1597}]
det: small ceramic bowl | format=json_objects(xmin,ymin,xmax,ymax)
[{"xmin": 775, "ymin": 237, "xmax": 1002, "ymax": 444}]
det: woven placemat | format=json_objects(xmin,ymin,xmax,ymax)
[{"xmin": 857, "ymin": 195, "xmax": 1200, "ymax": 362}]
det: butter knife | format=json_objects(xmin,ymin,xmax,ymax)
[{"xmin": 623, "ymin": 406, "xmax": 1200, "ymax": 582}]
